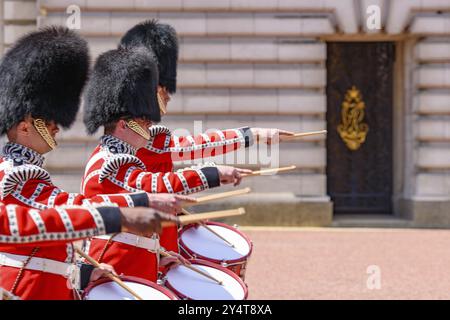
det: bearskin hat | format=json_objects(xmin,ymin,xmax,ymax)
[
  {"xmin": 0, "ymin": 26, "xmax": 90, "ymax": 135},
  {"xmin": 83, "ymin": 46, "xmax": 161, "ymax": 135},
  {"xmin": 119, "ymin": 19, "xmax": 178, "ymax": 94}
]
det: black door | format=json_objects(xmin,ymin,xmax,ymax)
[{"xmin": 326, "ymin": 42, "xmax": 394, "ymax": 214}]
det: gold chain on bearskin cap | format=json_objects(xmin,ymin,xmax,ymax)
[
  {"xmin": 157, "ymin": 92, "xmax": 167, "ymax": 115},
  {"xmin": 126, "ymin": 120, "xmax": 150, "ymax": 140},
  {"xmin": 33, "ymin": 119, "xmax": 57, "ymax": 149}
]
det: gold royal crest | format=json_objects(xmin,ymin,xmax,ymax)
[{"xmin": 337, "ymin": 86, "xmax": 369, "ymax": 151}]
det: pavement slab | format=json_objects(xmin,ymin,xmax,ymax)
[{"xmin": 241, "ymin": 227, "xmax": 450, "ymax": 300}]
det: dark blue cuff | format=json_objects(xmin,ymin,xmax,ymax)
[
  {"xmin": 238, "ymin": 126, "xmax": 254, "ymax": 148},
  {"xmin": 97, "ymin": 207, "xmax": 122, "ymax": 234},
  {"xmin": 200, "ymin": 167, "xmax": 220, "ymax": 188},
  {"xmin": 129, "ymin": 192, "xmax": 150, "ymax": 207},
  {"xmin": 80, "ymin": 263, "xmax": 95, "ymax": 290}
]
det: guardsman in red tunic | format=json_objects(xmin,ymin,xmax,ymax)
[
  {"xmin": 81, "ymin": 46, "xmax": 250, "ymax": 281},
  {"xmin": 117, "ymin": 20, "xmax": 294, "ymax": 249},
  {"xmin": 0, "ymin": 200, "xmax": 179, "ymax": 299},
  {"xmin": 0, "ymin": 26, "xmax": 181, "ymax": 300}
]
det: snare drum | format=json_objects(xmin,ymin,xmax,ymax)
[
  {"xmin": 83, "ymin": 276, "xmax": 178, "ymax": 300},
  {"xmin": 179, "ymin": 222, "xmax": 253, "ymax": 280},
  {"xmin": 161, "ymin": 259, "xmax": 248, "ymax": 300}
]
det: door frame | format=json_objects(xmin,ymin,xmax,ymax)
[{"xmin": 325, "ymin": 40, "xmax": 406, "ymax": 216}]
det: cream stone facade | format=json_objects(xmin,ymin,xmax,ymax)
[{"xmin": 0, "ymin": 0, "xmax": 449, "ymax": 227}]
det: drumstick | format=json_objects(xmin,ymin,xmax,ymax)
[
  {"xmin": 181, "ymin": 209, "xmax": 235, "ymax": 248},
  {"xmin": 162, "ymin": 208, "xmax": 246, "ymax": 228},
  {"xmin": 182, "ymin": 188, "xmax": 251, "ymax": 207},
  {"xmin": 75, "ymin": 248, "xmax": 144, "ymax": 300},
  {"xmin": 160, "ymin": 251, "xmax": 223, "ymax": 285},
  {"xmin": 174, "ymin": 208, "xmax": 245, "ymax": 225},
  {"xmin": 280, "ymin": 129, "xmax": 327, "ymax": 141},
  {"xmin": 242, "ymin": 165, "xmax": 296, "ymax": 177}
]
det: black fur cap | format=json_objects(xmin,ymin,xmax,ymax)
[
  {"xmin": 119, "ymin": 19, "xmax": 178, "ymax": 94},
  {"xmin": 83, "ymin": 46, "xmax": 161, "ymax": 135},
  {"xmin": 0, "ymin": 26, "xmax": 90, "ymax": 134}
]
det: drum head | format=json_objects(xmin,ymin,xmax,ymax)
[
  {"xmin": 164, "ymin": 259, "xmax": 247, "ymax": 300},
  {"xmin": 180, "ymin": 222, "xmax": 252, "ymax": 262},
  {"xmin": 84, "ymin": 276, "xmax": 177, "ymax": 300}
]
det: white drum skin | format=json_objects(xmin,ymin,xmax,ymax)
[
  {"xmin": 179, "ymin": 222, "xmax": 253, "ymax": 279},
  {"xmin": 162, "ymin": 259, "xmax": 248, "ymax": 300},
  {"xmin": 83, "ymin": 276, "xmax": 178, "ymax": 300}
]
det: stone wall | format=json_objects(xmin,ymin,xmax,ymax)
[
  {"xmin": 2, "ymin": 0, "xmax": 36, "ymax": 49},
  {"xmin": 38, "ymin": 1, "xmax": 330, "ymax": 209},
  {"xmin": 403, "ymin": 33, "xmax": 450, "ymax": 226},
  {"xmin": 0, "ymin": 0, "xmax": 449, "ymax": 226}
]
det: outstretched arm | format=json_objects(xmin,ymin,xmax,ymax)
[
  {"xmin": 142, "ymin": 126, "xmax": 254, "ymax": 161},
  {"xmin": 0, "ymin": 203, "xmax": 122, "ymax": 247}
]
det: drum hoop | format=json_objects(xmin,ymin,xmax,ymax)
[
  {"xmin": 179, "ymin": 221, "xmax": 253, "ymax": 264},
  {"xmin": 82, "ymin": 275, "xmax": 178, "ymax": 300},
  {"xmin": 163, "ymin": 258, "xmax": 248, "ymax": 300}
]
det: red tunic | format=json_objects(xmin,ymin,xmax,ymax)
[
  {"xmin": 81, "ymin": 135, "xmax": 222, "ymax": 281},
  {"xmin": 136, "ymin": 125, "xmax": 253, "ymax": 251},
  {"xmin": 0, "ymin": 203, "xmax": 125, "ymax": 300},
  {"xmin": 0, "ymin": 143, "xmax": 148, "ymax": 300}
]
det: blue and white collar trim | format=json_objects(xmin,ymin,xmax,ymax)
[
  {"xmin": 2, "ymin": 142, "xmax": 45, "ymax": 167},
  {"xmin": 100, "ymin": 135, "xmax": 137, "ymax": 155}
]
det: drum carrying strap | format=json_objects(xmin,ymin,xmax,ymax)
[{"xmin": 0, "ymin": 252, "xmax": 80, "ymax": 290}]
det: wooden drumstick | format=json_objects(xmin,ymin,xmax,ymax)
[
  {"xmin": 160, "ymin": 250, "xmax": 223, "ymax": 285},
  {"xmin": 242, "ymin": 165, "xmax": 296, "ymax": 177},
  {"xmin": 162, "ymin": 208, "xmax": 246, "ymax": 228},
  {"xmin": 182, "ymin": 188, "xmax": 251, "ymax": 208},
  {"xmin": 181, "ymin": 209, "xmax": 235, "ymax": 248},
  {"xmin": 75, "ymin": 248, "xmax": 144, "ymax": 300},
  {"xmin": 280, "ymin": 130, "xmax": 327, "ymax": 141}
]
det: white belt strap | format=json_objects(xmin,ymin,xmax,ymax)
[
  {"xmin": 0, "ymin": 252, "xmax": 74, "ymax": 278},
  {"xmin": 95, "ymin": 233, "xmax": 160, "ymax": 253}
]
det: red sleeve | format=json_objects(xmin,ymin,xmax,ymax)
[
  {"xmin": 145, "ymin": 126, "xmax": 253, "ymax": 161},
  {"xmin": 14, "ymin": 179, "xmax": 149, "ymax": 210},
  {"xmin": 114, "ymin": 162, "xmax": 221, "ymax": 195},
  {"xmin": 0, "ymin": 204, "xmax": 122, "ymax": 247}
]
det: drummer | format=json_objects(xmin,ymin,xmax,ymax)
[
  {"xmin": 0, "ymin": 26, "xmax": 187, "ymax": 300},
  {"xmin": 0, "ymin": 198, "xmax": 180, "ymax": 299},
  {"xmin": 119, "ymin": 20, "xmax": 293, "ymax": 257},
  {"xmin": 80, "ymin": 45, "xmax": 250, "ymax": 282}
]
